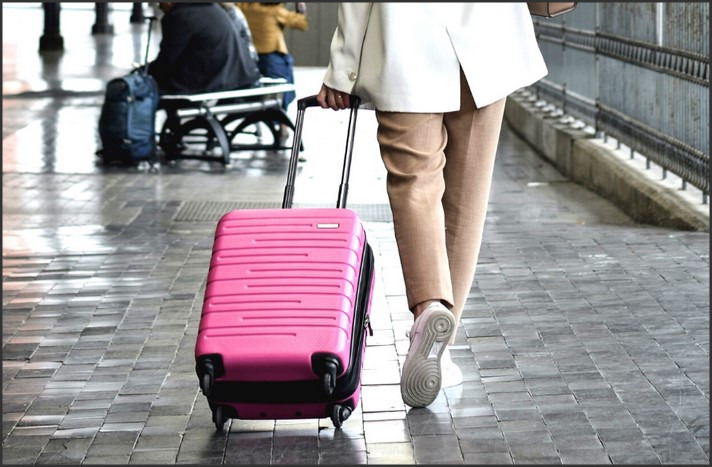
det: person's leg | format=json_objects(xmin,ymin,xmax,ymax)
[
  {"xmin": 257, "ymin": 52, "xmax": 294, "ymax": 142},
  {"xmin": 257, "ymin": 52, "xmax": 295, "ymax": 110},
  {"xmin": 280, "ymin": 53, "xmax": 296, "ymax": 111},
  {"xmin": 257, "ymin": 53, "xmax": 270, "ymax": 77},
  {"xmin": 375, "ymin": 111, "xmax": 454, "ymax": 311},
  {"xmin": 375, "ymin": 110, "xmax": 456, "ymax": 407},
  {"xmin": 442, "ymin": 69, "xmax": 506, "ymax": 345}
]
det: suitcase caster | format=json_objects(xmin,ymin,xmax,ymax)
[
  {"xmin": 322, "ymin": 360, "xmax": 339, "ymax": 396},
  {"xmin": 200, "ymin": 372, "xmax": 213, "ymax": 398},
  {"xmin": 197, "ymin": 357, "xmax": 218, "ymax": 398},
  {"xmin": 330, "ymin": 404, "xmax": 352, "ymax": 429},
  {"xmin": 313, "ymin": 354, "xmax": 341, "ymax": 397},
  {"xmin": 213, "ymin": 406, "xmax": 227, "ymax": 432}
]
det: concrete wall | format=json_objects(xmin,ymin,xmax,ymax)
[
  {"xmin": 283, "ymin": 3, "xmax": 338, "ymax": 67},
  {"xmin": 504, "ymin": 93, "xmax": 710, "ymax": 232}
]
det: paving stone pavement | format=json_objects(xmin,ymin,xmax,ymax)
[{"xmin": 2, "ymin": 4, "xmax": 709, "ymax": 465}]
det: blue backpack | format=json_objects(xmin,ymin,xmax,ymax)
[
  {"xmin": 98, "ymin": 17, "xmax": 159, "ymax": 166},
  {"xmin": 98, "ymin": 71, "xmax": 159, "ymax": 165}
]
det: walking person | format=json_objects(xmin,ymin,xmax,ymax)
[{"xmin": 317, "ymin": 3, "xmax": 548, "ymax": 408}]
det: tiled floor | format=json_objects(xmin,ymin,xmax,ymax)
[{"xmin": 2, "ymin": 4, "xmax": 709, "ymax": 465}]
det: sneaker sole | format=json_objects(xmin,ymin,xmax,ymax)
[{"xmin": 400, "ymin": 307, "xmax": 455, "ymax": 408}]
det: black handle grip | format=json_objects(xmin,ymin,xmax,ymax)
[{"xmin": 298, "ymin": 94, "xmax": 361, "ymax": 111}]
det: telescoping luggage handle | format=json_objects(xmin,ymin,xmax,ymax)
[
  {"xmin": 140, "ymin": 16, "xmax": 157, "ymax": 75},
  {"xmin": 282, "ymin": 94, "xmax": 361, "ymax": 209}
]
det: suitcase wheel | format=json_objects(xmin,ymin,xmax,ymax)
[
  {"xmin": 322, "ymin": 360, "xmax": 338, "ymax": 396},
  {"xmin": 200, "ymin": 372, "xmax": 213, "ymax": 398},
  {"xmin": 198, "ymin": 358, "xmax": 217, "ymax": 397},
  {"xmin": 213, "ymin": 406, "xmax": 227, "ymax": 432},
  {"xmin": 330, "ymin": 404, "xmax": 352, "ymax": 429}
]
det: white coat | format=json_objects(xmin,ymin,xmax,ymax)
[{"xmin": 323, "ymin": 2, "xmax": 548, "ymax": 112}]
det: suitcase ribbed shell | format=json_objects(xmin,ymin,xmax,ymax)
[{"xmin": 197, "ymin": 208, "xmax": 367, "ymax": 383}]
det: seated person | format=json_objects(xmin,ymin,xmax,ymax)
[
  {"xmin": 148, "ymin": 2, "xmax": 261, "ymax": 94},
  {"xmin": 219, "ymin": 3, "xmax": 259, "ymax": 67}
]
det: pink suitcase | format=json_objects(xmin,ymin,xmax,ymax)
[{"xmin": 195, "ymin": 96, "xmax": 375, "ymax": 431}]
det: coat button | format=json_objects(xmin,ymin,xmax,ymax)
[{"xmin": 348, "ymin": 72, "xmax": 357, "ymax": 81}]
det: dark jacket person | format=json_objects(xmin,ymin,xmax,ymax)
[{"xmin": 148, "ymin": 2, "xmax": 261, "ymax": 94}]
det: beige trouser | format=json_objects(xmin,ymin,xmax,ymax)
[{"xmin": 375, "ymin": 70, "xmax": 506, "ymax": 343}]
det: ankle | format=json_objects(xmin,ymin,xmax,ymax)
[{"xmin": 412, "ymin": 300, "xmax": 442, "ymax": 320}]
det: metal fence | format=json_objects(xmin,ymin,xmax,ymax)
[{"xmin": 529, "ymin": 2, "xmax": 709, "ymax": 200}]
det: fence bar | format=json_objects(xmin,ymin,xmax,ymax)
[{"xmin": 530, "ymin": 3, "xmax": 709, "ymax": 194}]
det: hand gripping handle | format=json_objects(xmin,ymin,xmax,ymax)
[{"xmin": 282, "ymin": 94, "xmax": 362, "ymax": 209}]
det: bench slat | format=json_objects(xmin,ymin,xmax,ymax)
[
  {"xmin": 160, "ymin": 83, "xmax": 296, "ymax": 104},
  {"xmin": 176, "ymin": 98, "xmax": 282, "ymax": 118}
]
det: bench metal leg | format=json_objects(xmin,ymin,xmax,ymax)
[
  {"xmin": 203, "ymin": 114, "xmax": 232, "ymax": 164},
  {"xmin": 160, "ymin": 113, "xmax": 232, "ymax": 165},
  {"xmin": 159, "ymin": 109, "xmax": 183, "ymax": 158}
]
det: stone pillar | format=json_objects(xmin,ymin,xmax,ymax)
[
  {"xmin": 130, "ymin": 3, "xmax": 145, "ymax": 23},
  {"xmin": 39, "ymin": 3, "xmax": 64, "ymax": 52},
  {"xmin": 92, "ymin": 3, "xmax": 114, "ymax": 35}
]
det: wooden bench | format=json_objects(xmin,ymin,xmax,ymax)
[{"xmin": 157, "ymin": 78, "xmax": 299, "ymax": 165}]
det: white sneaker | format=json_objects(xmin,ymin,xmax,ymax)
[
  {"xmin": 441, "ymin": 347, "xmax": 463, "ymax": 388},
  {"xmin": 400, "ymin": 302, "xmax": 455, "ymax": 408}
]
